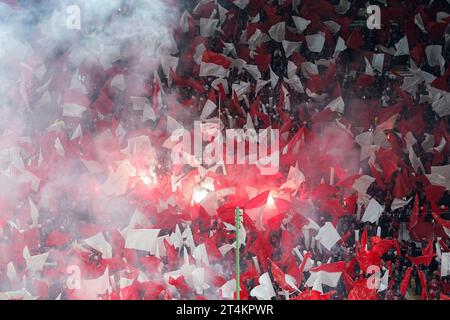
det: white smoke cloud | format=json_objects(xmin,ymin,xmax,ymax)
[{"xmin": 0, "ymin": 0, "xmax": 183, "ymax": 298}]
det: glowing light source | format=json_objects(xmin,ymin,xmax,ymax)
[
  {"xmin": 192, "ymin": 187, "xmax": 208, "ymax": 204},
  {"xmin": 141, "ymin": 175, "xmax": 153, "ymax": 185},
  {"xmin": 139, "ymin": 169, "xmax": 156, "ymax": 186},
  {"xmin": 266, "ymin": 193, "xmax": 275, "ymax": 209}
]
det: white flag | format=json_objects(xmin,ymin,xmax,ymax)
[
  {"xmin": 325, "ymin": 96, "xmax": 345, "ymax": 114},
  {"xmin": 305, "ymin": 270, "xmax": 342, "ymax": 293},
  {"xmin": 233, "ymin": 0, "xmax": 249, "ymax": 9},
  {"xmin": 62, "ymin": 103, "xmax": 87, "ymax": 118},
  {"xmin": 81, "ymin": 267, "xmax": 111, "ymax": 299},
  {"xmin": 361, "ymin": 198, "xmax": 384, "ymax": 223},
  {"xmin": 124, "ymin": 229, "xmax": 161, "ymax": 254},
  {"xmin": 292, "ymin": 16, "xmax": 311, "ymax": 33},
  {"xmin": 84, "ymin": 232, "xmax": 112, "ymax": 259},
  {"xmin": 200, "ymin": 100, "xmax": 217, "ymax": 120},
  {"xmin": 334, "ymin": 36, "xmax": 347, "ymax": 55},
  {"xmin": 250, "ymin": 272, "xmax": 276, "ymax": 300},
  {"xmin": 220, "ymin": 279, "xmax": 237, "ymax": 299},
  {"xmin": 372, "ymin": 54, "xmax": 385, "ymax": 73},
  {"xmin": 282, "ymin": 40, "xmax": 301, "ymax": 57},
  {"xmin": 425, "ymin": 45, "xmax": 445, "ymax": 73},
  {"xmin": 243, "ymin": 64, "xmax": 262, "ymax": 80},
  {"xmin": 268, "ymin": 22, "xmax": 285, "ymax": 42},
  {"xmin": 408, "ymin": 146, "xmax": 425, "ymax": 174},
  {"xmin": 306, "ymin": 33, "xmax": 325, "ymax": 53},
  {"xmin": 352, "ymin": 175, "xmax": 376, "ymax": 195},
  {"xmin": 394, "ymin": 36, "xmax": 409, "ymax": 56},
  {"xmin": 23, "ymin": 247, "xmax": 49, "ymax": 272},
  {"xmin": 199, "ymin": 18, "xmax": 219, "ymax": 37},
  {"xmin": 315, "ymin": 222, "xmax": 341, "ymax": 251},
  {"xmin": 378, "ymin": 269, "xmax": 389, "ymax": 292},
  {"xmin": 441, "ymin": 252, "xmax": 450, "ymax": 277},
  {"xmin": 179, "ymin": 10, "xmax": 192, "ymax": 32}
]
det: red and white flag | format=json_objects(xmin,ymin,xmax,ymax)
[
  {"xmin": 199, "ymin": 51, "xmax": 231, "ymax": 78},
  {"xmin": 305, "ymin": 261, "xmax": 345, "ymax": 293}
]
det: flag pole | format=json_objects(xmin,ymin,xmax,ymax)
[{"xmin": 235, "ymin": 207, "xmax": 242, "ymax": 300}]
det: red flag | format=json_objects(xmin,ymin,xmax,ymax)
[
  {"xmin": 348, "ymin": 279, "xmax": 377, "ymax": 300},
  {"xmin": 439, "ymin": 239, "xmax": 450, "ymax": 252},
  {"xmin": 409, "ymin": 193, "xmax": 420, "ymax": 230},
  {"xmin": 168, "ymin": 276, "xmax": 192, "ymax": 296},
  {"xmin": 310, "ymin": 261, "xmax": 346, "ymax": 273},
  {"xmin": 245, "ymin": 190, "xmax": 270, "ymax": 210},
  {"xmin": 254, "ymin": 54, "xmax": 272, "ymax": 73},
  {"xmin": 427, "ymin": 22, "xmax": 447, "ymax": 42},
  {"xmin": 45, "ymin": 230, "xmax": 71, "ymax": 247},
  {"xmin": 270, "ymin": 260, "xmax": 296, "ymax": 292},
  {"xmin": 202, "ymin": 51, "xmax": 231, "ymax": 69},
  {"xmin": 422, "ymin": 239, "xmax": 434, "ymax": 256},
  {"xmin": 410, "ymin": 43, "xmax": 425, "ymax": 64},
  {"xmin": 356, "ymin": 74, "xmax": 375, "ymax": 88},
  {"xmin": 91, "ymin": 88, "xmax": 113, "ymax": 115},
  {"xmin": 250, "ymin": 97, "xmax": 270, "ymax": 127},
  {"xmin": 297, "ymin": 252, "xmax": 313, "ymax": 284},
  {"xmin": 441, "ymin": 293, "xmax": 450, "ymax": 300},
  {"xmin": 171, "ymin": 69, "xmax": 206, "ymax": 94},
  {"xmin": 432, "ymin": 212, "xmax": 450, "ymax": 230},
  {"xmin": 407, "ymin": 254, "xmax": 435, "ymax": 267},
  {"xmin": 163, "ymin": 239, "xmax": 179, "ymax": 269},
  {"xmin": 139, "ymin": 256, "xmax": 161, "ymax": 273},
  {"xmin": 377, "ymin": 153, "xmax": 399, "ymax": 182},
  {"xmin": 371, "ymin": 237, "xmax": 399, "ymax": 257},
  {"xmin": 203, "ymin": 238, "xmax": 223, "ymax": 262},
  {"xmin": 293, "ymin": 288, "xmax": 335, "ymax": 300},
  {"xmin": 400, "ymin": 267, "xmax": 413, "ymax": 296},
  {"xmin": 232, "ymin": 90, "xmax": 245, "ymax": 116},
  {"xmin": 370, "ymin": 163, "xmax": 386, "ymax": 190},
  {"xmin": 393, "ymin": 169, "xmax": 412, "ymax": 199},
  {"xmin": 247, "ymin": 234, "xmax": 273, "ymax": 271},
  {"xmin": 346, "ymin": 28, "xmax": 363, "ymax": 50},
  {"xmin": 417, "ymin": 268, "xmax": 428, "ymax": 300},
  {"xmin": 267, "ymin": 213, "xmax": 285, "ymax": 231},
  {"xmin": 431, "ymin": 74, "xmax": 450, "ymax": 92},
  {"xmin": 280, "ymin": 230, "xmax": 295, "ymax": 263},
  {"xmin": 360, "ymin": 228, "xmax": 368, "ymax": 255},
  {"xmin": 342, "ymin": 271, "xmax": 355, "ymax": 292},
  {"xmin": 425, "ymin": 185, "xmax": 445, "ymax": 203},
  {"xmin": 153, "ymin": 78, "xmax": 160, "ymax": 107}
]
